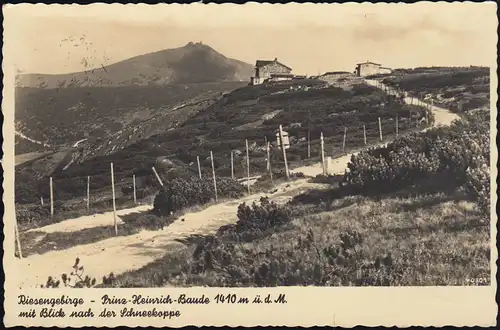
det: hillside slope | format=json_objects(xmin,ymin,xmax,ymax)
[
  {"xmin": 15, "ymin": 81, "xmax": 246, "ymax": 149},
  {"xmin": 16, "ymin": 42, "xmax": 254, "ymax": 89},
  {"xmin": 373, "ymin": 66, "xmax": 490, "ymax": 113},
  {"xmin": 16, "ymin": 78, "xmax": 432, "ymax": 206},
  {"xmin": 14, "ymin": 82, "xmax": 469, "ymax": 289}
]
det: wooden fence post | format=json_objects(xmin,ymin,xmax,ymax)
[
  {"xmin": 152, "ymin": 166, "xmax": 164, "ymax": 187},
  {"xmin": 210, "ymin": 151, "xmax": 218, "ymax": 202},
  {"xmin": 279, "ymin": 125, "xmax": 290, "ymax": 179},
  {"xmin": 245, "ymin": 139, "xmax": 250, "ymax": 194},
  {"xmin": 87, "ymin": 176, "xmax": 90, "ymax": 213},
  {"xmin": 265, "ymin": 136, "xmax": 270, "ymax": 171},
  {"xmin": 320, "ymin": 132, "xmax": 326, "ymax": 176},
  {"xmin": 111, "ymin": 163, "xmax": 117, "ymax": 236},
  {"xmin": 230, "ymin": 151, "xmax": 234, "ymax": 179},
  {"xmin": 342, "ymin": 127, "xmax": 347, "ymax": 153},
  {"xmin": 267, "ymin": 142, "xmax": 273, "ymax": 183},
  {"xmin": 307, "ymin": 130, "xmax": 311, "ymax": 159},
  {"xmin": 396, "ymin": 115, "xmax": 399, "ymax": 137},
  {"xmin": 363, "ymin": 124, "xmax": 367, "ymax": 145},
  {"xmin": 49, "ymin": 177, "xmax": 54, "ymax": 217},
  {"xmin": 133, "ymin": 174, "xmax": 137, "ymax": 204},
  {"xmin": 378, "ymin": 117, "xmax": 383, "ymax": 141},
  {"xmin": 197, "ymin": 156, "xmax": 202, "ymax": 179},
  {"xmin": 15, "ymin": 220, "xmax": 23, "ymax": 259}
]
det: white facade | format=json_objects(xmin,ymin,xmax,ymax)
[
  {"xmin": 379, "ymin": 67, "xmax": 393, "ymax": 75},
  {"xmin": 356, "ymin": 62, "xmax": 382, "ymax": 77}
]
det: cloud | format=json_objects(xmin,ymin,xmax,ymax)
[{"xmin": 350, "ymin": 14, "xmax": 477, "ymax": 43}]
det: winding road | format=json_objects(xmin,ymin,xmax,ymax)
[{"xmin": 13, "ymin": 80, "xmax": 460, "ymax": 289}]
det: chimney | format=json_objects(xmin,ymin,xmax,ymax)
[{"xmin": 274, "ymin": 58, "xmax": 278, "ymax": 63}]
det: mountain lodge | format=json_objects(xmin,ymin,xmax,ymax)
[
  {"xmin": 355, "ymin": 61, "xmax": 393, "ymax": 77},
  {"xmin": 250, "ymin": 58, "xmax": 293, "ymax": 85}
]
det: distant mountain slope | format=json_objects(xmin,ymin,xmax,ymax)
[
  {"xmin": 16, "ymin": 42, "xmax": 254, "ymax": 89},
  {"xmin": 15, "ymin": 81, "xmax": 247, "ymax": 150}
]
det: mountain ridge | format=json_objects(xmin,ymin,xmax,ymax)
[{"xmin": 16, "ymin": 42, "xmax": 254, "ymax": 89}]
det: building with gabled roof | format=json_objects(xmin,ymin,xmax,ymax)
[
  {"xmin": 355, "ymin": 61, "xmax": 383, "ymax": 77},
  {"xmin": 251, "ymin": 58, "xmax": 293, "ymax": 85}
]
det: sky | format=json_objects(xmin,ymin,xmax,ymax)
[{"xmin": 4, "ymin": 2, "xmax": 498, "ymax": 76}]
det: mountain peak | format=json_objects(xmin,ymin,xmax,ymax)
[
  {"xmin": 17, "ymin": 43, "xmax": 253, "ymax": 88},
  {"xmin": 186, "ymin": 41, "xmax": 205, "ymax": 47}
]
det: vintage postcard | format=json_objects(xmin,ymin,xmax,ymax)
[{"xmin": 2, "ymin": 2, "xmax": 498, "ymax": 327}]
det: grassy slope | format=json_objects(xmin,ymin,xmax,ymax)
[
  {"xmin": 15, "ymin": 81, "xmax": 246, "ymax": 147},
  {"xmin": 377, "ymin": 66, "xmax": 490, "ymax": 113},
  {"xmin": 15, "ymin": 79, "xmax": 430, "ymax": 220},
  {"xmin": 58, "ymin": 81, "xmax": 428, "ymax": 191},
  {"xmin": 23, "ymin": 67, "xmax": 491, "ymax": 288},
  {"xmin": 98, "ymin": 71, "xmax": 491, "ymax": 288},
  {"xmin": 104, "ymin": 181, "xmax": 488, "ymax": 287}
]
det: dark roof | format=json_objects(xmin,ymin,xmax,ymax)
[
  {"xmin": 322, "ymin": 71, "xmax": 351, "ymax": 75},
  {"xmin": 356, "ymin": 61, "xmax": 381, "ymax": 66},
  {"xmin": 255, "ymin": 59, "xmax": 292, "ymax": 70}
]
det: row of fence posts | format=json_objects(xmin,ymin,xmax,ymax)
[
  {"xmin": 34, "ymin": 110, "xmax": 413, "ymax": 222},
  {"xmin": 375, "ymin": 80, "xmax": 433, "ymax": 110},
  {"xmin": 37, "ymin": 115, "xmax": 404, "ymax": 223},
  {"xmin": 16, "ymin": 84, "xmax": 433, "ymax": 258}
]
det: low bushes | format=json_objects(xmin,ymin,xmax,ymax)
[
  {"xmin": 153, "ymin": 177, "xmax": 246, "ymax": 216},
  {"xmin": 171, "ymin": 197, "xmax": 403, "ymax": 287},
  {"xmin": 235, "ymin": 197, "xmax": 292, "ymax": 233},
  {"xmin": 122, "ymin": 212, "xmax": 174, "ymax": 231},
  {"xmin": 177, "ymin": 225, "xmax": 401, "ymax": 287},
  {"xmin": 176, "ymin": 197, "xmax": 295, "ymax": 284},
  {"xmin": 381, "ymin": 67, "xmax": 490, "ymax": 113},
  {"xmin": 465, "ymin": 157, "xmax": 490, "ymax": 216},
  {"xmin": 343, "ymin": 111, "xmax": 490, "ymax": 215}
]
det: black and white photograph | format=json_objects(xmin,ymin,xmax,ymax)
[{"xmin": 2, "ymin": 2, "xmax": 497, "ymax": 327}]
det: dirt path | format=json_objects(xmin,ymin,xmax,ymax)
[
  {"xmin": 27, "ymin": 205, "xmax": 152, "ymax": 234},
  {"xmin": 15, "ymin": 178, "xmax": 322, "ymax": 289},
  {"xmin": 15, "ymin": 80, "xmax": 460, "ymax": 289},
  {"xmin": 364, "ymin": 79, "xmax": 460, "ymax": 127}
]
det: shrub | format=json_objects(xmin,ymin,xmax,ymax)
[
  {"xmin": 343, "ymin": 111, "xmax": 490, "ymax": 200},
  {"xmin": 465, "ymin": 156, "xmax": 490, "ymax": 217},
  {"xmin": 179, "ymin": 229, "xmax": 403, "ymax": 287},
  {"xmin": 153, "ymin": 177, "xmax": 245, "ymax": 216},
  {"xmin": 42, "ymin": 258, "xmax": 114, "ymax": 288},
  {"xmin": 235, "ymin": 197, "xmax": 292, "ymax": 232},
  {"xmin": 123, "ymin": 212, "xmax": 174, "ymax": 231},
  {"xmin": 16, "ymin": 204, "xmax": 51, "ymax": 225},
  {"xmin": 182, "ymin": 197, "xmax": 293, "ymax": 283}
]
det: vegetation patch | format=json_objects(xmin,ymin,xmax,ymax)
[
  {"xmin": 100, "ymin": 185, "xmax": 488, "ymax": 287},
  {"xmin": 343, "ymin": 110, "xmax": 490, "ymax": 218},
  {"xmin": 153, "ymin": 177, "xmax": 246, "ymax": 216},
  {"xmin": 380, "ymin": 66, "xmax": 490, "ymax": 113},
  {"xmin": 93, "ymin": 112, "xmax": 490, "ymax": 288}
]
